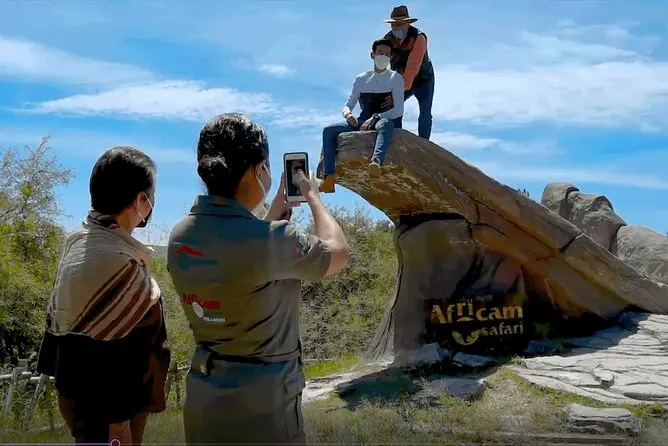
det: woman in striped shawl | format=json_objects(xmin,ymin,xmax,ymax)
[{"xmin": 36, "ymin": 147, "xmax": 170, "ymax": 445}]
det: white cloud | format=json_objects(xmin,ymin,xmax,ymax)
[
  {"xmin": 234, "ymin": 59, "xmax": 296, "ymax": 78},
  {"xmin": 400, "ymin": 59, "xmax": 668, "ymax": 129},
  {"xmin": 23, "ymin": 80, "xmax": 341, "ymax": 130},
  {"xmin": 11, "ymin": 22, "xmax": 668, "ymax": 133},
  {"xmin": 474, "ymin": 162, "xmax": 668, "ymax": 190},
  {"xmin": 269, "ymin": 106, "xmax": 341, "ymax": 129},
  {"xmin": 554, "ymin": 21, "xmax": 631, "ymax": 40},
  {"xmin": 401, "ymin": 24, "xmax": 668, "ymax": 130},
  {"xmin": 551, "ymin": 21, "xmax": 661, "ymax": 53},
  {"xmin": 425, "ymin": 131, "xmax": 556, "ymax": 155},
  {"xmin": 26, "ymin": 80, "xmax": 276, "ymax": 121},
  {"xmin": 517, "ymin": 32, "xmax": 639, "ymax": 63},
  {"xmin": 0, "ymin": 36, "xmax": 155, "ymax": 86},
  {"xmin": 256, "ymin": 63, "xmax": 295, "ymax": 77}
]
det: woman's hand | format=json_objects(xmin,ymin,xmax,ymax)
[{"xmin": 264, "ymin": 173, "xmax": 300, "ymax": 221}]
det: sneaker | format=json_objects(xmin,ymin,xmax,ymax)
[
  {"xmin": 368, "ymin": 159, "xmax": 382, "ymax": 177},
  {"xmin": 320, "ymin": 176, "xmax": 335, "ymax": 193}
]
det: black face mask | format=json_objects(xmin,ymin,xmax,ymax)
[
  {"xmin": 136, "ymin": 194, "xmax": 153, "ymax": 228},
  {"xmin": 136, "ymin": 208, "xmax": 153, "ymax": 228}
]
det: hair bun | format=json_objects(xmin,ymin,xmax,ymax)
[
  {"xmin": 196, "ymin": 113, "xmax": 269, "ymax": 198},
  {"xmin": 197, "ymin": 155, "xmax": 230, "ymax": 182}
]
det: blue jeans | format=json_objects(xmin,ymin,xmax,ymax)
[
  {"xmin": 405, "ymin": 76, "xmax": 435, "ymax": 140},
  {"xmin": 322, "ymin": 117, "xmax": 402, "ymax": 177}
]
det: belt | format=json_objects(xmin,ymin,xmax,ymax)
[
  {"xmin": 212, "ymin": 353, "xmax": 268, "ymax": 365},
  {"xmin": 193, "ymin": 343, "xmax": 303, "ymax": 377}
]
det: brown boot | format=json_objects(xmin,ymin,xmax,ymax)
[
  {"xmin": 320, "ymin": 176, "xmax": 335, "ymax": 193},
  {"xmin": 368, "ymin": 159, "xmax": 381, "ymax": 178}
]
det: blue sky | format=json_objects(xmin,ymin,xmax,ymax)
[{"xmin": 1, "ymin": 0, "xmax": 667, "ymax": 243}]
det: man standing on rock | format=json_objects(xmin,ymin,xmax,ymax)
[
  {"xmin": 320, "ymin": 38, "xmax": 404, "ymax": 193},
  {"xmin": 383, "ymin": 5, "xmax": 435, "ymax": 141}
]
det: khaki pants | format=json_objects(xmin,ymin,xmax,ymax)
[
  {"xmin": 58, "ymin": 394, "xmax": 149, "ymax": 445},
  {"xmin": 183, "ymin": 347, "xmax": 305, "ymax": 444}
]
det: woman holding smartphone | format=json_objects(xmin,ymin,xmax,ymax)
[{"xmin": 167, "ymin": 113, "xmax": 350, "ymax": 444}]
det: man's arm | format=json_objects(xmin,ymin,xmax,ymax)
[
  {"xmin": 403, "ymin": 34, "xmax": 427, "ymax": 91},
  {"xmin": 341, "ymin": 76, "xmax": 361, "ymax": 120},
  {"xmin": 378, "ymin": 73, "xmax": 405, "ymax": 121}
]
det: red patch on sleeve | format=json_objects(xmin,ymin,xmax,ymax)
[{"xmin": 176, "ymin": 245, "xmax": 204, "ymax": 257}]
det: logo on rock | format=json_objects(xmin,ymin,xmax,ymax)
[{"xmin": 431, "ymin": 299, "xmax": 525, "ymax": 346}]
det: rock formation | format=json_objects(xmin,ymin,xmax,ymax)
[
  {"xmin": 542, "ymin": 183, "xmax": 668, "ymax": 286},
  {"xmin": 317, "ymin": 129, "xmax": 668, "ymax": 363}
]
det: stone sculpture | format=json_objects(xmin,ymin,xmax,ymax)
[{"xmin": 317, "ymin": 129, "xmax": 668, "ymax": 363}]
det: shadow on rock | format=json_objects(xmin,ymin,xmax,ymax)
[{"xmin": 334, "ymin": 351, "xmax": 510, "ymax": 411}]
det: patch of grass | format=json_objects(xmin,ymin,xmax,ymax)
[
  {"xmin": 0, "ymin": 423, "xmax": 70, "ymax": 444},
  {"xmin": 490, "ymin": 367, "xmax": 611, "ymax": 408},
  {"xmin": 304, "ymin": 355, "xmax": 358, "ymax": 380},
  {"xmin": 627, "ymin": 403, "xmax": 668, "ymax": 419},
  {"xmin": 6, "ymin": 366, "xmax": 668, "ymax": 445}
]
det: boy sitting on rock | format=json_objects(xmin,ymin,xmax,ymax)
[{"xmin": 320, "ymin": 38, "xmax": 405, "ymax": 193}]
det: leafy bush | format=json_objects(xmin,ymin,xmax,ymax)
[
  {"xmin": 150, "ymin": 257, "xmax": 196, "ymax": 365},
  {"xmin": 299, "ymin": 206, "xmax": 397, "ymax": 359}
]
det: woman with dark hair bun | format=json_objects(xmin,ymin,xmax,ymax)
[{"xmin": 167, "ymin": 113, "xmax": 350, "ymax": 444}]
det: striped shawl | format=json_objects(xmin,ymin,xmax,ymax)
[
  {"xmin": 36, "ymin": 210, "xmax": 170, "ymax": 422},
  {"xmin": 48, "ymin": 211, "xmax": 161, "ymax": 339}
]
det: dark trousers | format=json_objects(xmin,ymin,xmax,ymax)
[
  {"xmin": 405, "ymin": 76, "xmax": 435, "ymax": 140},
  {"xmin": 183, "ymin": 346, "xmax": 306, "ymax": 444},
  {"xmin": 322, "ymin": 116, "xmax": 403, "ymax": 177}
]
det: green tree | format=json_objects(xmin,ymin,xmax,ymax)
[
  {"xmin": 0, "ymin": 137, "xmax": 73, "ymax": 364},
  {"xmin": 299, "ymin": 207, "xmax": 397, "ymax": 359}
]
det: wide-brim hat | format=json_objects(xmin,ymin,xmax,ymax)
[{"xmin": 384, "ymin": 5, "xmax": 418, "ymax": 23}]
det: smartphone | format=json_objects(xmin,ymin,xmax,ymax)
[{"xmin": 284, "ymin": 152, "xmax": 309, "ymax": 202}]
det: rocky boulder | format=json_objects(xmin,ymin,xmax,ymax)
[
  {"xmin": 541, "ymin": 184, "xmax": 668, "ymax": 286},
  {"xmin": 614, "ymin": 225, "xmax": 668, "ymax": 285},
  {"xmin": 317, "ymin": 129, "xmax": 668, "ymax": 362},
  {"xmin": 540, "ymin": 183, "xmax": 626, "ymax": 251}
]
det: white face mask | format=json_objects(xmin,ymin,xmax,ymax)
[
  {"xmin": 374, "ymin": 54, "xmax": 390, "ymax": 71},
  {"xmin": 252, "ymin": 163, "xmax": 271, "ymax": 216}
]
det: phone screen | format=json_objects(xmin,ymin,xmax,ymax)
[{"xmin": 285, "ymin": 157, "xmax": 308, "ymax": 199}]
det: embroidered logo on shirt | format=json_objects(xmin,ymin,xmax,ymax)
[
  {"xmin": 184, "ymin": 294, "xmax": 226, "ymax": 323},
  {"xmin": 175, "ymin": 244, "xmax": 218, "ymax": 270},
  {"xmin": 191, "ymin": 301, "xmax": 204, "ymax": 318},
  {"xmin": 176, "ymin": 245, "xmax": 204, "ymax": 257}
]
